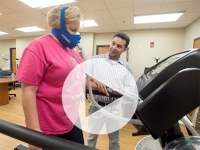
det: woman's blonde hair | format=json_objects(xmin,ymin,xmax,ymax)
[{"xmin": 47, "ymin": 5, "xmax": 83, "ymax": 29}]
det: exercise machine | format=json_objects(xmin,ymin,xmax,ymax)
[{"xmin": 135, "ymin": 48, "xmax": 200, "ymax": 148}]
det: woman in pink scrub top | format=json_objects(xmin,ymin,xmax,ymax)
[{"xmin": 16, "ymin": 5, "xmax": 106, "ymax": 150}]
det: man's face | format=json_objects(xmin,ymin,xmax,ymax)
[{"xmin": 109, "ymin": 36, "xmax": 128, "ymax": 60}]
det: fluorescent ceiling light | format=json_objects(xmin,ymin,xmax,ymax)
[
  {"xmin": 19, "ymin": 0, "xmax": 79, "ymax": 8},
  {"xmin": 134, "ymin": 12, "xmax": 183, "ymax": 24},
  {"xmin": 83, "ymin": 20, "xmax": 98, "ymax": 27},
  {"xmin": 15, "ymin": 26, "xmax": 45, "ymax": 32},
  {"xmin": 0, "ymin": 31, "xmax": 8, "ymax": 35}
]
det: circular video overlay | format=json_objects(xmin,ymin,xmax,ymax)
[{"xmin": 62, "ymin": 58, "xmax": 138, "ymax": 134}]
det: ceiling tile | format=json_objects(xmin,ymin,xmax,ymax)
[
  {"xmin": 79, "ymin": 27, "xmax": 90, "ymax": 32},
  {"xmin": 109, "ymin": 8, "xmax": 133, "ymax": 19},
  {"xmin": 186, "ymin": 1, "xmax": 200, "ymax": 12},
  {"xmin": 20, "ymin": 9, "xmax": 47, "ymax": 20},
  {"xmin": 87, "ymin": 10, "xmax": 112, "ymax": 20},
  {"xmin": 84, "ymin": 26, "xmax": 104, "ymax": 33},
  {"xmin": 134, "ymin": 5, "xmax": 161, "ymax": 15},
  {"xmin": 0, "ymin": 0, "xmax": 30, "ymax": 11},
  {"xmin": 152, "ymin": 22, "xmax": 173, "ymax": 29},
  {"xmin": 134, "ymin": 0, "xmax": 164, "ymax": 6},
  {"xmin": 179, "ymin": 12, "xmax": 200, "ymax": 21},
  {"xmin": 0, "ymin": 0, "xmax": 199, "ymax": 40},
  {"xmin": 37, "ymin": 6, "xmax": 55, "ymax": 16},
  {"xmin": 39, "ymin": 3, "xmax": 86, "ymax": 15},
  {"xmin": 5, "ymin": 12, "xmax": 32, "ymax": 21},
  {"xmin": 0, "ymin": 24, "xmax": 10, "ymax": 30},
  {"xmin": 0, "ymin": 5, "xmax": 15, "ymax": 14},
  {"xmin": 160, "ymin": 2, "xmax": 194, "ymax": 13},
  {"xmin": 104, "ymin": 0, "xmax": 133, "ymax": 9},
  {"xmin": 170, "ymin": 20, "xmax": 194, "ymax": 28},
  {"xmin": 95, "ymin": 19, "xmax": 115, "ymax": 26},
  {"xmin": 0, "ymin": 22, "xmax": 20, "ymax": 29},
  {"xmin": 164, "ymin": 0, "xmax": 196, "ymax": 3},
  {"xmin": 0, "ymin": 15, "xmax": 18, "ymax": 23},
  {"xmin": 80, "ymin": 12, "xmax": 91, "ymax": 20},
  {"xmin": 78, "ymin": 0, "xmax": 107, "ymax": 12},
  {"xmin": 101, "ymin": 25, "xmax": 119, "ymax": 32},
  {"xmin": 134, "ymin": 24, "xmax": 153, "ymax": 29},
  {"xmin": 34, "ymin": 17, "xmax": 48, "ymax": 25},
  {"xmin": 10, "ymin": 20, "xmax": 47, "ymax": 29},
  {"xmin": 117, "ymin": 24, "xmax": 134, "ymax": 31},
  {"xmin": 113, "ymin": 18, "xmax": 134, "ymax": 25}
]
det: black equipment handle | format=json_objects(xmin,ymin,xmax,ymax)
[
  {"xmin": 0, "ymin": 119, "xmax": 97, "ymax": 150},
  {"xmin": 85, "ymin": 89, "xmax": 123, "ymax": 98}
]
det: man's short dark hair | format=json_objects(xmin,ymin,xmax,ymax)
[{"xmin": 113, "ymin": 32, "xmax": 130, "ymax": 48}]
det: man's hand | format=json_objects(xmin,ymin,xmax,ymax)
[{"xmin": 92, "ymin": 78, "xmax": 109, "ymax": 96}]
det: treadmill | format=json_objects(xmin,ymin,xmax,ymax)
[{"xmin": 135, "ymin": 48, "xmax": 200, "ymax": 148}]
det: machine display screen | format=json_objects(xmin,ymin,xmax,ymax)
[
  {"xmin": 148, "ymin": 52, "xmax": 187, "ymax": 75},
  {"xmin": 136, "ymin": 49, "xmax": 200, "ymax": 99}
]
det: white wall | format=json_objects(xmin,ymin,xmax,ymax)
[
  {"xmin": 183, "ymin": 17, "xmax": 200, "ymax": 50},
  {"xmin": 0, "ymin": 39, "xmax": 16, "ymax": 68}
]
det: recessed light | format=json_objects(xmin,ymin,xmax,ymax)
[
  {"xmin": 15, "ymin": 26, "xmax": 45, "ymax": 32},
  {"xmin": 19, "ymin": 0, "xmax": 80, "ymax": 8},
  {"xmin": 0, "ymin": 31, "xmax": 8, "ymax": 35},
  {"xmin": 82, "ymin": 20, "xmax": 98, "ymax": 27},
  {"xmin": 134, "ymin": 12, "xmax": 184, "ymax": 24}
]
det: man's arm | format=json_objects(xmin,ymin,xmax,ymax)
[{"xmin": 85, "ymin": 77, "xmax": 109, "ymax": 96}]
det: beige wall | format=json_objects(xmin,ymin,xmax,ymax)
[
  {"xmin": 79, "ymin": 32, "xmax": 94, "ymax": 59},
  {"xmin": 16, "ymin": 36, "xmax": 39, "ymax": 59},
  {"xmin": 183, "ymin": 17, "xmax": 200, "ymax": 50},
  {"xmin": 15, "ymin": 33, "xmax": 94, "ymax": 59},
  {"xmin": 0, "ymin": 39, "xmax": 16, "ymax": 68},
  {"xmin": 94, "ymin": 29, "xmax": 184, "ymax": 80},
  {"xmin": 125, "ymin": 29, "xmax": 184, "ymax": 80}
]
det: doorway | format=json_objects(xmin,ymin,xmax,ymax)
[
  {"xmin": 193, "ymin": 37, "xmax": 200, "ymax": 48},
  {"xmin": 96, "ymin": 45, "xmax": 109, "ymax": 55},
  {"xmin": 10, "ymin": 48, "xmax": 16, "ymax": 73},
  {"xmin": 96, "ymin": 45, "xmax": 129, "ymax": 61}
]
